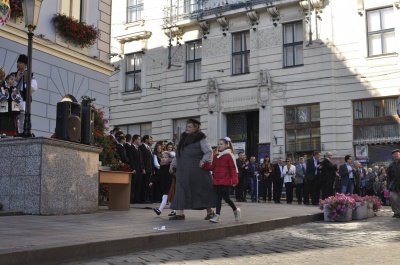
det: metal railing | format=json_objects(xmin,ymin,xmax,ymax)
[
  {"xmin": 164, "ymin": 0, "xmax": 273, "ymax": 23},
  {"xmin": 354, "ymin": 124, "xmax": 400, "ymax": 144}
]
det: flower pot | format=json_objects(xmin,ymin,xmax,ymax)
[
  {"xmin": 352, "ymin": 202, "xmax": 367, "ymax": 220},
  {"xmin": 323, "ymin": 204, "xmax": 353, "ymax": 222},
  {"xmin": 367, "ymin": 202, "xmax": 374, "ymax": 218}
]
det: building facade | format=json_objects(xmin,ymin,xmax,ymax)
[
  {"xmin": 0, "ymin": 0, "xmax": 114, "ymax": 136},
  {"xmin": 110, "ymin": 0, "xmax": 400, "ymax": 166}
]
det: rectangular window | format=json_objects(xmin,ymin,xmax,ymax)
[
  {"xmin": 186, "ymin": 40, "xmax": 202, "ymax": 81},
  {"xmin": 61, "ymin": 0, "xmax": 83, "ymax": 21},
  {"xmin": 232, "ymin": 31, "xmax": 250, "ymax": 75},
  {"xmin": 353, "ymin": 98, "xmax": 397, "ymax": 119},
  {"xmin": 184, "ymin": 0, "xmax": 201, "ymax": 14},
  {"xmin": 125, "ymin": 53, "xmax": 142, "ymax": 92},
  {"xmin": 367, "ymin": 7, "xmax": 395, "ymax": 56},
  {"xmin": 127, "ymin": 0, "xmax": 144, "ymax": 23},
  {"xmin": 173, "ymin": 117, "xmax": 200, "ymax": 145},
  {"xmin": 117, "ymin": 123, "xmax": 152, "ymax": 137},
  {"xmin": 285, "ymin": 104, "xmax": 320, "ymax": 158},
  {"xmin": 283, "ymin": 21, "xmax": 303, "ymax": 67}
]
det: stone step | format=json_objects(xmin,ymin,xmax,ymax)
[{"xmin": 0, "ymin": 211, "xmax": 24, "ymax": 216}]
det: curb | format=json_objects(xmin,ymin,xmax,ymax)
[{"xmin": 0, "ymin": 212, "xmax": 323, "ymax": 265}]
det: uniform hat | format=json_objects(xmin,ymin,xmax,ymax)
[
  {"xmin": 17, "ymin": 54, "xmax": 28, "ymax": 65},
  {"xmin": 392, "ymin": 149, "xmax": 400, "ymax": 154}
]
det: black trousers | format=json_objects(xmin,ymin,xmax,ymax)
[
  {"xmin": 130, "ymin": 173, "xmax": 138, "ymax": 203},
  {"xmin": 140, "ymin": 172, "xmax": 151, "ymax": 202},
  {"xmin": 273, "ymin": 179, "xmax": 283, "ymax": 203},
  {"xmin": 215, "ymin": 189, "xmax": 237, "ymax": 215},
  {"xmin": 304, "ymin": 177, "xmax": 321, "ymax": 205},
  {"xmin": 261, "ymin": 178, "xmax": 273, "ymax": 201},
  {"xmin": 285, "ymin": 182, "xmax": 294, "ymax": 204},
  {"xmin": 296, "ymin": 183, "xmax": 305, "ymax": 203},
  {"xmin": 321, "ymin": 176, "xmax": 335, "ymax": 200},
  {"xmin": 236, "ymin": 176, "xmax": 245, "ymax": 200}
]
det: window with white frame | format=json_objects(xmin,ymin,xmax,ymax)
[
  {"xmin": 127, "ymin": 0, "xmax": 143, "ymax": 23},
  {"xmin": 232, "ymin": 31, "xmax": 250, "ymax": 75},
  {"xmin": 283, "ymin": 21, "xmax": 303, "ymax": 67},
  {"xmin": 125, "ymin": 53, "xmax": 142, "ymax": 92},
  {"xmin": 186, "ymin": 40, "xmax": 202, "ymax": 81},
  {"xmin": 118, "ymin": 123, "xmax": 152, "ymax": 137},
  {"xmin": 367, "ymin": 7, "xmax": 395, "ymax": 56},
  {"xmin": 61, "ymin": 0, "xmax": 83, "ymax": 21}
]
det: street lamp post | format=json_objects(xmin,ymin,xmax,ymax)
[{"xmin": 21, "ymin": 0, "xmax": 42, "ymax": 137}]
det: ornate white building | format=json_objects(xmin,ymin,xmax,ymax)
[
  {"xmin": 0, "ymin": 0, "xmax": 114, "ymax": 136},
  {"xmin": 110, "ymin": 0, "xmax": 400, "ymax": 166}
]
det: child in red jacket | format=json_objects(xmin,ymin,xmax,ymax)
[{"xmin": 200, "ymin": 137, "xmax": 241, "ymax": 223}]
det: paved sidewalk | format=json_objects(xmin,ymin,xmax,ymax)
[{"xmin": 0, "ymin": 202, "xmax": 322, "ymax": 265}]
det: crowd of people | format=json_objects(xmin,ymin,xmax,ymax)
[
  {"xmin": 234, "ymin": 151, "xmax": 394, "ymax": 208},
  {"xmin": 0, "ymin": 54, "xmax": 38, "ymax": 136}
]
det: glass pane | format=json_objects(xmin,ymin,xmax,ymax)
[
  {"xmin": 295, "ymin": 44, "xmax": 303, "ymax": 65},
  {"xmin": 296, "ymin": 129, "xmax": 311, "ymax": 151},
  {"xmin": 373, "ymin": 100, "xmax": 383, "ymax": 117},
  {"xmin": 384, "ymin": 98, "xmax": 397, "ymax": 116},
  {"xmin": 134, "ymin": 72, "xmax": 141, "ymax": 90},
  {"xmin": 311, "ymin": 128, "xmax": 321, "ymax": 150},
  {"xmin": 283, "ymin": 24, "xmax": 293, "ymax": 44},
  {"xmin": 186, "ymin": 62, "xmax": 194, "ymax": 81},
  {"xmin": 244, "ymin": 32, "xmax": 250, "ymax": 51},
  {"xmin": 294, "ymin": 22, "xmax": 303, "ymax": 42},
  {"xmin": 368, "ymin": 34, "xmax": 382, "ymax": 56},
  {"xmin": 284, "ymin": 47, "xmax": 294, "ymax": 67},
  {"xmin": 233, "ymin": 55, "xmax": 241, "ymax": 74},
  {"xmin": 311, "ymin": 104, "xmax": 320, "ymax": 121},
  {"xmin": 367, "ymin": 10, "xmax": 381, "ymax": 32},
  {"xmin": 126, "ymin": 55, "xmax": 135, "ymax": 72},
  {"xmin": 71, "ymin": 0, "xmax": 81, "ymax": 20},
  {"xmin": 243, "ymin": 53, "xmax": 249, "ymax": 73},
  {"xmin": 187, "ymin": 42, "xmax": 195, "ymax": 60},
  {"xmin": 297, "ymin": 106, "xmax": 309, "ymax": 123},
  {"xmin": 286, "ymin": 131, "xmax": 296, "ymax": 152},
  {"xmin": 127, "ymin": 124, "xmax": 140, "ymax": 135},
  {"xmin": 126, "ymin": 74, "xmax": 134, "ymax": 92},
  {"xmin": 140, "ymin": 123, "xmax": 152, "ymax": 136},
  {"xmin": 135, "ymin": 55, "xmax": 142, "ymax": 70},
  {"xmin": 195, "ymin": 61, "xmax": 201, "ymax": 80},
  {"xmin": 354, "ymin": 101, "xmax": 363, "ymax": 119},
  {"xmin": 195, "ymin": 41, "xmax": 202, "ymax": 58},
  {"xmin": 285, "ymin": 107, "xmax": 295, "ymax": 124},
  {"xmin": 381, "ymin": 7, "xmax": 394, "ymax": 30},
  {"xmin": 383, "ymin": 31, "xmax": 395, "ymax": 54},
  {"xmin": 362, "ymin": 100, "xmax": 374, "ymax": 118},
  {"xmin": 233, "ymin": 34, "xmax": 242, "ymax": 52}
]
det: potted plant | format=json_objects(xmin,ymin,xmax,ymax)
[
  {"xmin": 350, "ymin": 194, "xmax": 367, "ymax": 220},
  {"xmin": 319, "ymin": 193, "xmax": 356, "ymax": 222},
  {"xmin": 364, "ymin": 195, "xmax": 382, "ymax": 218},
  {"xmin": 51, "ymin": 13, "xmax": 100, "ymax": 48},
  {"xmin": 10, "ymin": 0, "xmax": 23, "ymax": 18}
]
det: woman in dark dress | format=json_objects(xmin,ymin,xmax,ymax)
[{"xmin": 169, "ymin": 119, "xmax": 216, "ymax": 220}]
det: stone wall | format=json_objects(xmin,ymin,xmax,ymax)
[{"xmin": 0, "ymin": 137, "xmax": 101, "ymax": 215}]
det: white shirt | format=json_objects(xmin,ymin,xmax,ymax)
[
  {"xmin": 346, "ymin": 164, "xmax": 354, "ymax": 179},
  {"xmin": 283, "ymin": 165, "xmax": 296, "ymax": 183}
]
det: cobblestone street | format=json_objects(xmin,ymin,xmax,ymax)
[{"xmin": 65, "ymin": 207, "xmax": 400, "ymax": 265}]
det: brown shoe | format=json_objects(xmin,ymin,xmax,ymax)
[
  {"xmin": 204, "ymin": 210, "xmax": 215, "ymax": 220},
  {"xmin": 169, "ymin": 214, "xmax": 185, "ymax": 220}
]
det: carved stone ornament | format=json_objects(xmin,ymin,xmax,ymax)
[
  {"xmin": 357, "ymin": 0, "xmax": 364, "ymax": 16},
  {"xmin": 299, "ymin": 0, "xmax": 324, "ymax": 10},
  {"xmin": 258, "ymin": 70, "xmax": 272, "ymax": 106},
  {"xmin": 116, "ymin": 31, "xmax": 152, "ymax": 44},
  {"xmin": 198, "ymin": 20, "xmax": 210, "ymax": 35},
  {"xmin": 207, "ymin": 78, "xmax": 220, "ymax": 112},
  {"xmin": 266, "ymin": 6, "xmax": 279, "ymax": 18},
  {"xmin": 164, "ymin": 26, "xmax": 183, "ymax": 38},
  {"xmin": 217, "ymin": 16, "xmax": 229, "ymax": 30},
  {"xmin": 246, "ymin": 10, "xmax": 259, "ymax": 25}
]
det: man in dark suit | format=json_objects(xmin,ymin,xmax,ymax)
[
  {"xmin": 305, "ymin": 151, "xmax": 321, "ymax": 205},
  {"xmin": 140, "ymin": 135, "xmax": 154, "ymax": 203},
  {"xmin": 236, "ymin": 152, "xmax": 247, "ymax": 202},
  {"xmin": 125, "ymin": 134, "xmax": 137, "ymax": 204},
  {"xmin": 246, "ymin": 156, "xmax": 260, "ymax": 202},
  {"xmin": 132, "ymin": 134, "xmax": 145, "ymax": 203},
  {"xmin": 116, "ymin": 135, "xmax": 129, "ymax": 165},
  {"xmin": 320, "ymin": 152, "xmax": 338, "ymax": 199},
  {"xmin": 338, "ymin": 155, "xmax": 356, "ymax": 195},
  {"xmin": 353, "ymin": 161, "xmax": 365, "ymax": 195},
  {"xmin": 272, "ymin": 158, "xmax": 284, "ymax": 203}
]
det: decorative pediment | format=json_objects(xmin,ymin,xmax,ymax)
[{"xmin": 116, "ymin": 31, "xmax": 152, "ymax": 44}]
